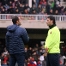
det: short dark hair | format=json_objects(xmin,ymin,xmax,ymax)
[
  {"xmin": 12, "ymin": 16, "xmax": 19, "ymax": 24},
  {"xmin": 47, "ymin": 16, "xmax": 56, "ymax": 25}
]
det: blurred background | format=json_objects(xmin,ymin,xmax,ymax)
[{"xmin": 0, "ymin": 0, "xmax": 66, "ymax": 66}]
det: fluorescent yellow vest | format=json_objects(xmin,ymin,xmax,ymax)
[{"xmin": 44, "ymin": 26, "xmax": 60, "ymax": 53}]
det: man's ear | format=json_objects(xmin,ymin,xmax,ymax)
[
  {"xmin": 51, "ymin": 20, "xmax": 53, "ymax": 24},
  {"xmin": 16, "ymin": 20, "xmax": 18, "ymax": 24}
]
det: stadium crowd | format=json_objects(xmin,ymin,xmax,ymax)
[
  {"xmin": 0, "ymin": 0, "xmax": 66, "ymax": 66},
  {"xmin": 0, "ymin": 43, "xmax": 66, "ymax": 66},
  {"xmin": 0, "ymin": 0, "xmax": 66, "ymax": 15}
]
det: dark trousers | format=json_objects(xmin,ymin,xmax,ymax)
[
  {"xmin": 46, "ymin": 53, "xmax": 60, "ymax": 66},
  {"xmin": 9, "ymin": 52, "xmax": 25, "ymax": 66}
]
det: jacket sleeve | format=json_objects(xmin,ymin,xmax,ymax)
[
  {"xmin": 5, "ymin": 34, "xmax": 9, "ymax": 51},
  {"xmin": 21, "ymin": 28, "xmax": 29, "ymax": 43}
]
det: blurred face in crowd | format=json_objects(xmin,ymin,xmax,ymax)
[
  {"xmin": 16, "ymin": 9, "xmax": 19, "ymax": 12},
  {"xmin": 9, "ymin": 1, "xmax": 12, "ymax": 4},
  {"xmin": 36, "ymin": 44, "xmax": 38, "ymax": 47},
  {"xmin": 55, "ymin": 10, "xmax": 58, "ymax": 14},
  {"xmin": 29, "ymin": 47, "xmax": 32, "ymax": 50},
  {"xmin": 25, "ymin": 4, "xmax": 28, "ymax": 6},
  {"xmin": 50, "ymin": 9, "xmax": 53, "ymax": 13},
  {"xmin": 38, "ymin": 4, "xmax": 41, "ymax": 8},
  {"xmin": 33, "ymin": 10, "xmax": 36, "ymax": 14},
  {"xmin": 46, "ymin": 18, "xmax": 53, "ymax": 26},
  {"xmin": 20, "ymin": 4, "xmax": 23, "ymax": 7},
  {"xmin": 25, "ymin": 47, "xmax": 28, "ymax": 51},
  {"xmin": 2, "ymin": 8, "xmax": 5, "ymax": 12},
  {"xmin": 24, "ymin": 9, "xmax": 28, "ymax": 14}
]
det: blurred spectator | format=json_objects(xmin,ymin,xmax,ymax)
[
  {"xmin": 27, "ymin": 56, "xmax": 37, "ymax": 66},
  {"xmin": 0, "ymin": 6, "xmax": 3, "ymax": 12},
  {"xmin": 38, "ymin": 49, "xmax": 43, "ymax": 56},
  {"xmin": 32, "ymin": 10, "xmax": 37, "ymax": 14},
  {"xmin": 36, "ymin": 0, "xmax": 39, "ymax": 7},
  {"xmin": 30, "ymin": 4, "xmax": 37, "ymax": 14},
  {"xmin": 56, "ymin": 0, "xmax": 60, "ymax": 7},
  {"xmin": 37, "ymin": 60, "xmax": 41, "ymax": 66},
  {"xmin": 32, "ymin": 51, "xmax": 38, "ymax": 62},
  {"xmin": 42, "ymin": 52, "xmax": 47, "ymax": 66},
  {"xmin": 46, "ymin": 4, "xmax": 50, "ymax": 14},
  {"xmin": 36, "ymin": 4, "xmax": 42, "ymax": 13},
  {"xmin": 20, "ymin": 0, "xmax": 28, "ymax": 4},
  {"xmin": 50, "ymin": 0, "xmax": 55, "ymax": 9},
  {"xmin": 49, "ymin": 9, "xmax": 54, "ymax": 15},
  {"xmin": 7, "ymin": 6, "xmax": 15, "ymax": 14},
  {"xmin": 1, "ymin": 48, "xmax": 9, "ymax": 66},
  {"xmin": 39, "ymin": 0, "xmax": 47, "ymax": 7},
  {"xmin": 39, "ymin": 53, "xmax": 44, "ymax": 64},
  {"xmin": 60, "ymin": 55, "xmax": 65, "ymax": 66},
  {"xmin": 14, "ymin": 8, "xmax": 19, "ymax": 14},
  {"xmin": 4, "ymin": 4, "xmax": 9, "ymax": 10},
  {"xmin": 35, "ymin": 44, "xmax": 39, "ymax": 50},
  {"xmin": 8, "ymin": 1, "xmax": 13, "ymax": 6},
  {"xmin": 60, "ymin": 7, "xmax": 65, "ymax": 15},
  {"xmin": 56, "ymin": 5, "xmax": 62, "ymax": 13},
  {"xmin": 24, "ymin": 4, "xmax": 30, "ymax": 10},
  {"xmin": 18, "ymin": 4, "xmax": 24, "ymax": 14},
  {"xmin": 0, "ymin": 43, "xmax": 66, "ymax": 66},
  {"xmin": 55, "ymin": 10, "xmax": 59, "ymax": 15},
  {"xmin": 1, "ymin": 8, "xmax": 7, "ymax": 14},
  {"xmin": 24, "ymin": 4, "xmax": 30, "ymax": 13},
  {"xmin": 39, "ymin": 8, "xmax": 46, "ymax": 14},
  {"xmin": 28, "ymin": 47, "xmax": 33, "ymax": 57},
  {"xmin": 1, "ymin": 54, "xmax": 9, "ymax": 66},
  {"xmin": 24, "ymin": 9, "xmax": 29, "ymax": 14},
  {"xmin": 25, "ymin": 47, "xmax": 30, "ymax": 60},
  {"xmin": 0, "ymin": 0, "xmax": 65, "ymax": 15}
]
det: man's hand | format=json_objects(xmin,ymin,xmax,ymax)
[{"xmin": 45, "ymin": 47, "xmax": 49, "ymax": 53}]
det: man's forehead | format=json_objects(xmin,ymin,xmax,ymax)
[{"xmin": 47, "ymin": 18, "xmax": 50, "ymax": 20}]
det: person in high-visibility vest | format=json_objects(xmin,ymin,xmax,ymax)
[{"xmin": 44, "ymin": 16, "xmax": 60, "ymax": 66}]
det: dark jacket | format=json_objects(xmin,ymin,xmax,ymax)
[{"xmin": 5, "ymin": 24, "xmax": 29, "ymax": 54}]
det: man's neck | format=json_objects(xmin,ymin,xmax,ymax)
[{"xmin": 49, "ymin": 24, "xmax": 56, "ymax": 29}]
